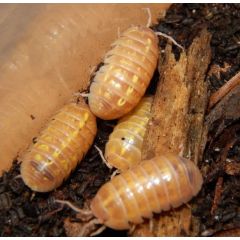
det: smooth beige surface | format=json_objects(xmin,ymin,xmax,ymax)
[{"xmin": 0, "ymin": 4, "xmax": 170, "ymax": 175}]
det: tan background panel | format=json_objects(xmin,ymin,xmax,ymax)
[{"xmin": 0, "ymin": 4, "xmax": 170, "ymax": 175}]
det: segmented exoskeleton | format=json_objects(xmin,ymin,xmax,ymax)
[
  {"xmin": 90, "ymin": 153, "xmax": 203, "ymax": 230},
  {"xmin": 20, "ymin": 99, "xmax": 97, "ymax": 192},
  {"xmin": 88, "ymin": 26, "xmax": 159, "ymax": 120},
  {"xmin": 104, "ymin": 96, "xmax": 153, "ymax": 171}
]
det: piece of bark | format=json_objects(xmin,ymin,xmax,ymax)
[
  {"xmin": 131, "ymin": 28, "xmax": 211, "ymax": 236},
  {"xmin": 208, "ymin": 71, "xmax": 240, "ymax": 110},
  {"xmin": 199, "ymin": 84, "xmax": 240, "ymax": 163}
]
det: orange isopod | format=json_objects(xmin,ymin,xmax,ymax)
[
  {"xmin": 104, "ymin": 96, "xmax": 153, "ymax": 171},
  {"xmin": 20, "ymin": 99, "xmax": 97, "ymax": 192},
  {"xmin": 90, "ymin": 152, "xmax": 203, "ymax": 230},
  {"xmin": 88, "ymin": 26, "xmax": 159, "ymax": 120}
]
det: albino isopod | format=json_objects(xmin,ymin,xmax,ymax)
[
  {"xmin": 90, "ymin": 153, "xmax": 203, "ymax": 230},
  {"xmin": 56, "ymin": 152, "xmax": 202, "ymax": 235},
  {"xmin": 104, "ymin": 96, "xmax": 153, "ymax": 171},
  {"xmin": 88, "ymin": 26, "xmax": 159, "ymax": 120},
  {"xmin": 20, "ymin": 99, "xmax": 97, "ymax": 192}
]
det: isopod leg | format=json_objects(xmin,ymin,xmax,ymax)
[
  {"xmin": 13, "ymin": 174, "xmax": 22, "ymax": 179},
  {"xmin": 55, "ymin": 199, "xmax": 93, "ymax": 221},
  {"xmin": 90, "ymin": 224, "xmax": 106, "ymax": 236},
  {"xmin": 110, "ymin": 169, "xmax": 121, "ymax": 179},
  {"xmin": 128, "ymin": 223, "xmax": 136, "ymax": 236},
  {"xmin": 79, "ymin": 218, "xmax": 103, "ymax": 236},
  {"xmin": 149, "ymin": 217, "xmax": 154, "ymax": 233},
  {"xmin": 30, "ymin": 192, "xmax": 36, "ymax": 201},
  {"xmin": 94, "ymin": 145, "xmax": 113, "ymax": 169}
]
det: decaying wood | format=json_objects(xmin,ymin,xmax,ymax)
[
  {"xmin": 207, "ymin": 63, "xmax": 231, "ymax": 81},
  {"xmin": 131, "ymin": 28, "xmax": 211, "ymax": 236},
  {"xmin": 199, "ymin": 85, "xmax": 240, "ymax": 162}
]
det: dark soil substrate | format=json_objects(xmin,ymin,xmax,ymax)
[
  {"xmin": 192, "ymin": 128, "xmax": 240, "ymax": 236},
  {"xmin": 153, "ymin": 3, "xmax": 240, "ymax": 93},
  {"xmin": 0, "ymin": 119, "xmax": 113, "ymax": 236},
  {"xmin": 0, "ymin": 3, "xmax": 239, "ymax": 237}
]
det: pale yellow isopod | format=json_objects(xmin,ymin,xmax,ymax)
[
  {"xmin": 104, "ymin": 96, "xmax": 153, "ymax": 171},
  {"xmin": 91, "ymin": 153, "xmax": 203, "ymax": 230},
  {"xmin": 20, "ymin": 99, "xmax": 97, "ymax": 192},
  {"xmin": 56, "ymin": 152, "xmax": 203, "ymax": 235},
  {"xmin": 88, "ymin": 26, "xmax": 159, "ymax": 120}
]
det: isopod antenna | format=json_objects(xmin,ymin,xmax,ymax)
[{"xmin": 54, "ymin": 199, "xmax": 106, "ymax": 236}]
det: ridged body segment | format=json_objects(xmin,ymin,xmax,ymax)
[
  {"xmin": 105, "ymin": 96, "xmax": 153, "ymax": 171},
  {"xmin": 90, "ymin": 153, "xmax": 203, "ymax": 230},
  {"xmin": 88, "ymin": 26, "xmax": 159, "ymax": 120},
  {"xmin": 20, "ymin": 101, "xmax": 97, "ymax": 192}
]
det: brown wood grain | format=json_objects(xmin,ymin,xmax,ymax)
[{"xmin": 131, "ymin": 28, "xmax": 211, "ymax": 236}]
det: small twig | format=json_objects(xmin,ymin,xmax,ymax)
[
  {"xmin": 155, "ymin": 32, "xmax": 184, "ymax": 50},
  {"xmin": 208, "ymin": 71, "xmax": 240, "ymax": 110},
  {"xmin": 38, "ymin": 206, "xmax": 63, "ymax": 223},
  {"xmin": 211, "ymin": 176, "xmax": 223, "ymax": 215}
]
